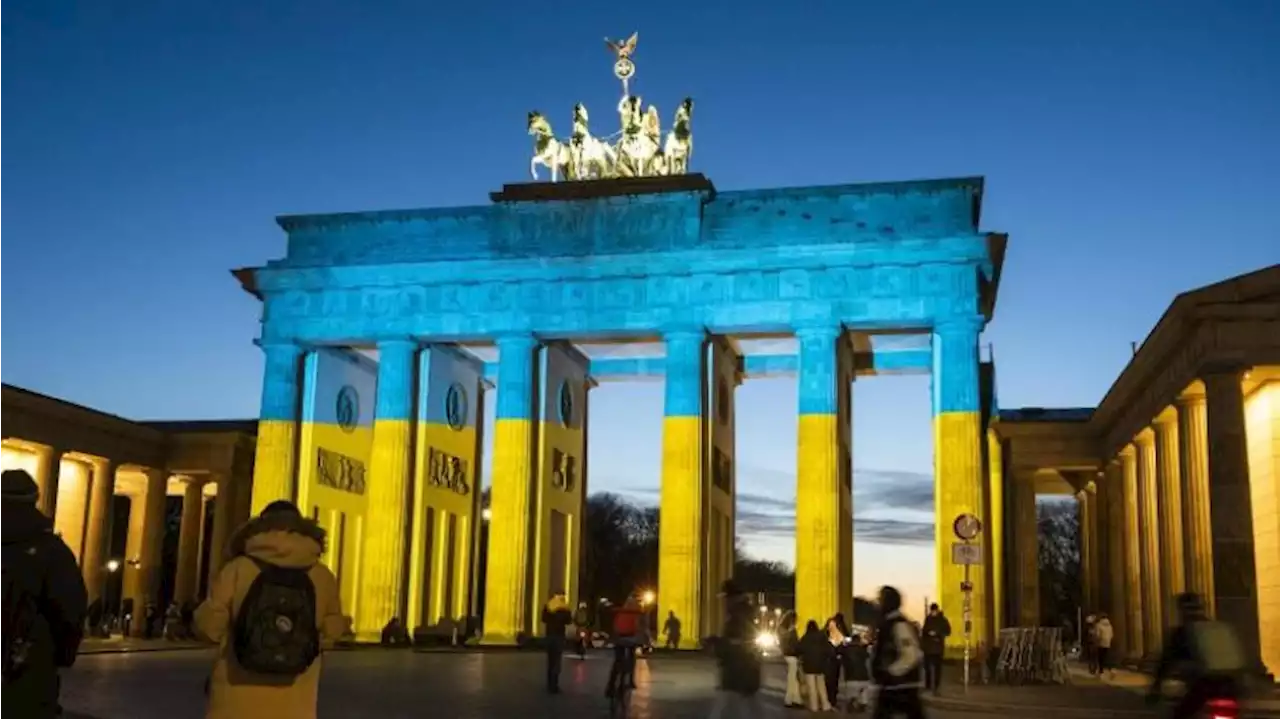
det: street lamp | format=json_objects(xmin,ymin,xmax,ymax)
[
  {"xmin": 641, "ymin": 589, "xmax": 655, "ymax": 606},
  {"xmin": 102, "ymin": 559, "xmax": 122, "ymax": 636},
  {"xmin": 481, "ymin": 508, "xmax": 492, "ymax": 522}
]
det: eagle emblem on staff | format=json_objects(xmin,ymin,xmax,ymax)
[{"xmin": 525, "ymin": 32, "xmax": 695, "ymax": 182}]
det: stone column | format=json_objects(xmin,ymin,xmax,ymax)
[
  {"xmin": 206, "ymin": 475, "xmax": 233, "ymax": 590},
  {"xmin": 1078, "ymin": 483, "xmax": 1096, "ymax": 613},
  {"xmin": 1135, "ymin": 429, "xmax": 1163, "ymax": 657},
  {"xmin": 482, "ymin": 334, "xmax": 539, "ymax": 645},
  {"xmin": 794, "ymin": 326, "xmax": 847, "ymax": 628},
  {"xmin": 1010, "ymin": 472, "xmax": 1039, "ymax": 626},
  {"xmin": 1103, "ymin": 461, "xmax": 1128, "ymax": 658},
  {"xmin": 931, "ymin": 318, "xmax": 988, "ymax": 647},
  {"xmin": 251, "ymin": 342, "xmax": 305, "ymax": 515},
  {"xmin": 1202, "ymin": 367, "xmax": 1263, "ymax": 669},
  {"xmin": 126, "ymin": 468, "xmax": 168, "ymax": 635},
  {"xmin": 34, "ymin": 446, "xmax": 64, "ymax": 519},
  {"xmin": 1176, "ymin": 389, "xmax": 1215, "ymax": 616},
  {"xmin": 1120, "ymin": 445, "xmax": 1144, "ymax": 660},
  {"xmin": 1154, "ymin": 412, "xmax": 1186, "ymax": 634},
  {"xmin": 656, "ymin": 329, "xmax": 708, "ymax": 647},
  {"xmin": 1092, "ymin": 471, "xmax": 1111, "ymax": 620},
  {"xmin": 81, "ymin": 458, "xmax": 117, "ymax": 603},
  {"xmin": 355, "ymin": 339, "xmax": 418, "ymax": 641},
  {"xmin": 174, "ymin": 478, "xmax": 206, "ymax": 604}
]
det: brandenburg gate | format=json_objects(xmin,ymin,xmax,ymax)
[{"xmin": 234, "ymin": 35, "xmax": 1008, "ymax": 647}]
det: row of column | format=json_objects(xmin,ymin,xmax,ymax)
[
  {"xmin": 1089, "ymin": 367, "xmax": 1263, "ymax": 667},
  {"xmin": 251, "ymin": 317, "xmax": 985, "ymax": 647},
  {"xmin": 24, "ymin": 445, "xmax": 241, "ymax": 631}
]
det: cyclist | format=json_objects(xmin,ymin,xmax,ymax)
[
  {"xmin": 604, "ymin": 595, "xmax": 647, "ymax": 698},
  {"xmin": 1147, "ymin": 593, "xmax": 1247, "ymax": 719},
  {"xmin": 573, "ymin": 601, "xmax": 592, "ymax": 658}
]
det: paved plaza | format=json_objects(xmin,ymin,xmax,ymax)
[{"xmin": 63, "ymin": 648, "xmax": 1045, "ymax": 719}]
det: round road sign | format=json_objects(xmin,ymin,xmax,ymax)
[{"xmin": 953, "ymin": 513, "xmax": 982, "ymax": 541}]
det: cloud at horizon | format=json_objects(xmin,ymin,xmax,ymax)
[{"xmin": 610, "ymin": 464, "xmax": 936, "ymax": 553}]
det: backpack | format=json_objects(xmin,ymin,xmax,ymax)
[
  {"xmin": 613, "ymin": 609, "xmax": 639, "ymax": 637},
  {"xmin": 232, "ymin": 558, "xmax": 320, "ymax": 676},
  {"xmin": 3, "ymin": 536, "xmax": 46, "ymax": 681}
]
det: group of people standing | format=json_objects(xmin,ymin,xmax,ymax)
[{"xmin": 776, "ymin": 587, "xmax": 934, "ymax": 717}]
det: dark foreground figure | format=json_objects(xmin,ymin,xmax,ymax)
[
  {"xmin": 1147, "ymin": 593, "xmax": 1246, "ymax": 719},
  {"xmin": 869, "ymin": 586, "xmax": 926, "ymax": 719},
  {"xmin": 2, "ymin": 469, "xmax": 88, "ymax": 719}
]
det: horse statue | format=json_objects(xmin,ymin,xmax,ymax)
[
  {"xmin": 528, "ymin": 111, "xmax": 570, "ymax": 182},
  {"xmin": 615, "ymin": 95, "xmax": 662, "ymax": 177},
  {"xmin": 663, "ymin": 97, "xmax": 694, "ymax": 175},
  {"xmin": 568, "ymin": 103, "xmax": 616, "ymax": 180}
]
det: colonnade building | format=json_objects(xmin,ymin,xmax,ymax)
[
  {"xmin": 0, "ymin": 384, "xmax": 256, "ymax": 631},
  {"xmin": 995, "ymin": 265, "xmax": 1280, "ymax": 676}
]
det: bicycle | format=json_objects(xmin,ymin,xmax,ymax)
[{"xmin": 607, "ymin": 643, "xmax": 636, "ymax": 717}]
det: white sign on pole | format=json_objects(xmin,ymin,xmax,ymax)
[{"xmin": 951, "ymin": 542, "xmax": 982, "ymax": 565}]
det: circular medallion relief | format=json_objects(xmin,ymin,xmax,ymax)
[
  {"xmin": 335, "ymin": 385, "xmax": 359, "ymax": 433},
  {"xmin": 444, "ymin": 382, "xmax": 468, "ymax": 432}
]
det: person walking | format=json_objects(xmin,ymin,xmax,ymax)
[
  {"xmin": 799, "ymin": 620, "xmax": 834, "ymax": 712},
  {"xmin": 194, "ymin": 500, "xmax": 349, "ymax": 719},
  {"xmin": 920, "ymin": 602, "xmax": 951, "ymax": 695},
  {"xmin": 2, "ymin": 469, "xmax": 88, "ymax": 719},
  {"xmin": 1093, "ymin": 614, "xmax": 1114, "ymax": 679},
  {"xmin": 869, "ymin": 586, "xmax": 925, "ymax": 719},
  {"xmin": 662, "ymin": 610, "xmax": 682, "ymax": 650},
  {"xmin": 778, "ymin": 612, "xmax": 804, "ymax": 708},
  {"xmin": 1082, "ymin": 613, "xmax": 1097, "ymax": 675},
  {"xmin": 542, "ymin": 594, "xmax": 572, "ymax": 693},
  {"xmin": 708, "ymin": 580, "xmax": 763, "ymax": 718}
]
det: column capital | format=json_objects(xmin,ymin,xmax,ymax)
[
  {"xmin": 793, "ymin": 325, "xmax": 842, "ymax": 342},
  {"xmin": 494, "ymin": 332, "xmax": 539, "ymax": 351},
  {"xmin": 660, "ymin": 326, "xmax": 706, "ymax": 343},
  {"xmin": 1119, "ymin": 443, "xmax": 1137, "ymax": 458},
  {"xmin": 1174, "ymin": 389, "xmax": 1206, "ymax": 408},
  {"xmin": 375, "ymin": 337, "xmax": 419, "ymax": 354},
  {"xmin": 1134, "ymin": 428, "xmax": 1155, "ymax": 447},
  {"xmin": 255, "ymin": 339, "xmax": 306, "ymax": 356},
  {"xmin": 1200, "ymin": 361, "xmax": 1250, "ymax": 381},
  {"xmin": 934, "ymin": 315, "xmax": 985, "ymax": 336}
]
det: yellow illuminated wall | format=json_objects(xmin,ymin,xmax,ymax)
[
  {"xmin": 703, "ymin": 338, "xmax": 740, "ymax": 634},
  {"xmin": 296, "ymin": 348, "xmax": 377, "ymax": 624},
  {"xmin": 527, "ymin": 343, "xmax": 588, "ymax": 634},
  {"xmin": 1245, "ymin": 379, "xmax": 1279, "ymax": 676},
  {"xmin": 408, "ymin": 346, "xmax": 485, "ymax": 631}
]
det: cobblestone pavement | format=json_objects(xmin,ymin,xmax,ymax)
[{"xmin": 63, "ymin": 649, "xmax": 1008, "ymax": 719}]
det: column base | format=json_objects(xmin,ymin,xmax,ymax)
[{"xmin": 480, "ymin": 632, "xmax": 522, "ymax": 647}]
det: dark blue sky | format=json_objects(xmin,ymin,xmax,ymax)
[{"xmin": 4, "ymin": 1, "xmax": 1278, "ymax": 586}]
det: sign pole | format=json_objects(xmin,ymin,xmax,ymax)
[{"xmin": 963, "ymin": 555, "xmax": 972, "ymax": 694}]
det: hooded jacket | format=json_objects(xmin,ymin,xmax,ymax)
[
  {"xmin": 2, "ymin": 500, "xmax": 87, "ymax": 719},
  {"xmin": 194, "ymin": 512, "xmax": 348, "ymax": 719}
]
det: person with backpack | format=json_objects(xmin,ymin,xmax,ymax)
[
  {"xmin": 869, "ymin": 585, "xmax": 926, "ymax": 719},
  {"xmin": 604, "ymin": 595, "xmax": 646, "ymax": 698},
  {"xmin": 2, "ymin": 469, "xmax": 87, "ymax": 719},
  {"xmin": 1147, "ymin": 593, "xmax": 1246, "ymax": 719},
  {"xmin": 194, "ymin": 500, "xmax": 348, "ymax": 719}
]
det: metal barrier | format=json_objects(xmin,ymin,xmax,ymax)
[{"xmin": 992, "ymin": 627, "xmax": 1072, "ymax": 685}]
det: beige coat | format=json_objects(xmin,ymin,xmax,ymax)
[{"xmin": 195, "ymin": 515, "xmax": 348, "ymax": 719}]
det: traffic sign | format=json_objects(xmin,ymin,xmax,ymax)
[
  {"xmin": 952, "ymin": 513, "xmax": 982, "ymax": 541},
  {"xmin": 951, "ymin": 542, "xmax": 982, "ymax": 565}
]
